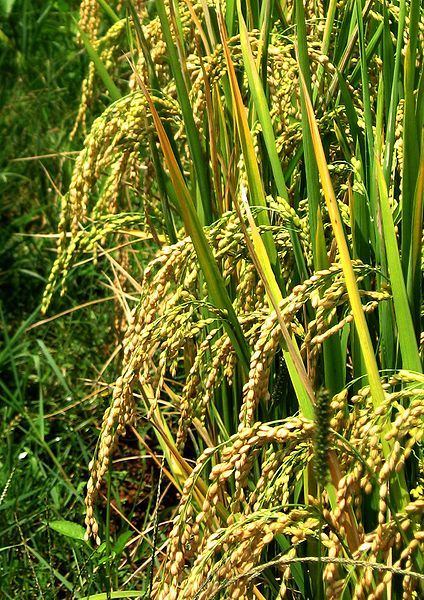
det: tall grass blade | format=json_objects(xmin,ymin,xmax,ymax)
[
  {"xmin": 240, "ymin": 189, "xmax": 315, "ymax": 420},
  {"xmin": 295, "ymin": 17, "xmax": 345, "ymax": 395},
  {"xmin": 96, "ymin": 0, "xmax": 119, "ymax": 23},
  {"xmin": 155, "ymin": 0, "xmax": 212, "ymax": 224},
  {"xmin": 217, "ymin": 11, "xmax": 276, "ymax": 261},
  {"xmin": 133, "ymin": 71, "xmax": 251, "ymax": 371},
  {"xmin": 375, "ymin": 160, "xmax": 421, "ymax": 371},
  {"xmin": 295, "ymin": 0, "xmax": 321, "ymax": 266},
  {"xmin": 76, "ymin": 25, "xmax": 121, "ymax": 102},
  {"xmin": 299, "ymin": 71, "xmax": 387, "ymax": 409},
  {"xmin": 402, "ymin": 0, "xmax": 421, "ymax": 273},
  {"xmin": 382, "ymin": 0, "xmax": 406, "ymax": 183},
  {"xmin": 237, "ymin": 1, "xmax": 308, "ymax": 280},
  {"xmin": 407, "ymin": 133, "xmax": 424, "ymax": 330}
]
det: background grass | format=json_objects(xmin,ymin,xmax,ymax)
[{"xmin": 0, "ymin": 2, "xmax": 156, "ymax": 596}]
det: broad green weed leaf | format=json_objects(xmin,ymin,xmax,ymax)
[
  {"xmin": 49, "ymin": 519, "xmax": 87, "ymax": 542},
  {"xmin": 112, "ymin": 530, "xmax": 133, "ymax": 557}
]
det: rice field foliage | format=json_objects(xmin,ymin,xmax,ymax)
[{"xmin": 43, "ymin": 0, "xmax": 424, "ymax": 598}]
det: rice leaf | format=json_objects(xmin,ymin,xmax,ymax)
[
  {"xmin": 237, "ymin": 1, "xmax": 308, "ymax": 280},
  {"xmin": 76, "ymin": 24, "xmax": 121, "ymax": 102},
  {"xmin": 375, "ymin": 159, "xmax": 421, "ymax": 371},
  {"xmin": 299, "ymin": 69, "xmax": 387, "ymax": 409},
  {"xmin": 134, "ymin": 70, "xmax": 251, "ymax": 371},
  {"xmin": 155, "ymin": 0, "xmax": 212, "ymax": 224}
]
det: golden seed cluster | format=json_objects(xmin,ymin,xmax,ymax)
[{"xmin": 41, "ymin": 2, "xmax": 424, "ymax": 596}]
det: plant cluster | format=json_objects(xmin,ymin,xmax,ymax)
[{"xmin": 40, "ymin": 0, "xmax": 423, "ymax": 598}]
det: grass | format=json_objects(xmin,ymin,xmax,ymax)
[
  {"xmin": 2, "ymin": 0, "xmax": 424, "ymax": 598},
  {"xmin": 0, "ymin": 1, "xmax": 160, "ymax": 596}
]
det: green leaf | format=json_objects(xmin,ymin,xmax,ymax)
[
  {"xmin": 155, "ymin": 0, "xmax": 212, "ymax": 224},
  {"xmin": 299, "ymin": 70, "xmax": 387, "ymax": 410},
  {"xmin": 225, "ymin": 0, "xmax": 236, "ymax": 35},
  {"xmin": 375, "ymin": 160, "xmax": 421, "ymax": 371},
  {"xmin": 237, "ymin": 1, "xmax": 307, "ymax": 280},
  {"xmin": 295, "ymin": 0, "xmax": 325, "ymax": 272},
  {"xmin": 54, "ymin": 0, "xmax": 70, "ymax": 13},
  {"xmin": 0, "ymin": 0, "xmax": 16, "ymax": 17},
  {"xmin": 49, "ymin": 520, "xmax": 87, "ymax": 542},
  {"xmin": 132, "ymin": 70, "xmax": 251, "ymax": 372},
  {"xmin": 112, "ymin": 530, "xmax": 133, "ymax": 557},
  {"xmin": 402, "ymin": 0, "xmax": 421, "ymax": 273},
  {"xmin": 76, "ymin": 24, "xmax": 121, "ymax": 103},
  {"xmin": 37, "ymin": 339, "xmax": 72, "ymax": 396},
  {"xmin": 407, "ymin": 132, "xmax": 424, "ymax": 330},
  {"xmin": 96, "ymin": 0, "xmax": 119, "ymax": 23}
]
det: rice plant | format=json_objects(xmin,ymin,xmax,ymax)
[{"xmin": 42, "ymin": 0, "xmax": 424, "ymax": 597}]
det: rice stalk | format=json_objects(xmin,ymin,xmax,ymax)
[{"xmin": 42, "ymin": 0, "xmax": 424, "ymax": 597}]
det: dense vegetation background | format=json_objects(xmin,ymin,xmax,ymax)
[{"xmin": 0, "ymin": 2, "xmax": 135, "ymax": 596}]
